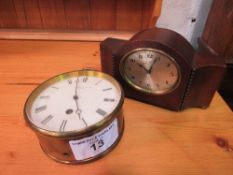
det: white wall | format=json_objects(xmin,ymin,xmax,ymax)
[{"xmin": 156, "ymin": 0, "xmax": 213, "ymax": 48}]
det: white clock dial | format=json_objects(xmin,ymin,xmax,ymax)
[
  {"xmin": 26, "ymin": 73, "xmax": 122, "ymax": 132},
  {"xmin": 120, "ymin": 48, "xmax": 180, "ymax": 94}
]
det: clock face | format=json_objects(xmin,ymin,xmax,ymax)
[
  {"xmin": 25, "ymin": 71, "xmax": 122, "ymax": 133},
  {"xmin": 120, "ymin": 48, "xmax": 181, "ymax": 94}
]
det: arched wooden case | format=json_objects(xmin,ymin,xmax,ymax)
[{"xmin": 100, "ymin": 28, "xmax": 225, "ymax": 111}]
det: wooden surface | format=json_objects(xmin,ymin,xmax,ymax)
[
  {"xmin": 0, "ymin": 29, "xmax": 135, "ymax": 41},
  {"xmin": 0, "ymin": 0, "xmax": 159, "ymax": 30},
  {"xmin": 0, "ymin": 40, "xmax": 233, "ymax": 175}
]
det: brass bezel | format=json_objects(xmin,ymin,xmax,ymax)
[
  {"xmin": 119, "ymin": 48, "xmax": 181, "ymax": 95},
  {"xmin": 24, "ymin": 70, "xmax": 124, "ymax": 138}
]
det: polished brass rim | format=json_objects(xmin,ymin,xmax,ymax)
[
  {"xmin": 24, "ymin": 70, "xmax": 124, "ymax": 138},
  {"xmin": 119, "ymin": 48, "xmax": 181, "ymax": 95}
]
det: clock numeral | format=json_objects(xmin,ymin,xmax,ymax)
[
  {"xmin": 41, "ymin": 115, "xmax": 53, "ymax": 125},
  {"xmin": 83, "ymin": 76, "xmax": 88, "ymax": 83},
  {"xmin": 170, "ymin": 72, "xmax": 176, "ymax": 77},
  {"xmin": 147, "ymin": 54, "xmax": 153, "ymax": 58},
  {"xmin": 139, "ymin": 54, "xmax": 143, "ymax": 59},
  {"xmin": 59, "ymin": 120, "xmax": 67, "ymax": 132},
  {"xmin": 166, "ymin": 80, "xmax": 169, "ymax": 85},
  {"xmin": 96, "ymin": 108, "xmax": 107, "ymax": 117},
  {"xmin": 130, "ymin": 59, "xmax": 135, "ymax": 63},
  {"xmin": 104, "ymin": 98, "xmax": 115, "ymax": 102},
  {"xmin": 95, "ymin": 80, "xmax": 102, "ymax": 85},
  {"xmin": 52, "ymin": 86, "xmax": 59, "ymax": 89},
  {"xmin": 39, "ymin": 95, "xmax": 50, "ymax": 99},
  {"xmin": 167, "ymin": 63, "xmax": 171, "ymax": 68},
  {"xmin": 35, "ymin": 105, "xmax": 47, "ymax": 113},
  {"xmin": 68, "ymin": 79, "xmax": 72, "ymax": 85},
  {"xmin": 103, "ymin": 88, "xmax": 112, "ymax": 91},
  {"xmin": 131, "ymin": 75, "xmax": 135, "ymax": 80}
]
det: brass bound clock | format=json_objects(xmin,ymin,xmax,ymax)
[{"xmin": 100, "ymin": 27, "xmax": 225, "ymax": 111}]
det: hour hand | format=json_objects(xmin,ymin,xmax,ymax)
[
  {"xmin": 136, "ymin": 63, "xmax": 149, "ymax": 73},
  {"xmin": 148, "ymin": 58, "xmax": 157, "ymax": 74}
]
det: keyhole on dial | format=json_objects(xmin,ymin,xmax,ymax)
[{"xmin": 66, "ymin": 109, "xmax": 73, "ymax": 115}]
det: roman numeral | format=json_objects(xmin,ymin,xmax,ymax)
[
  {"xmin": 83, "ymin": 76, "xmax": 88, "ymax": 82},
  {"xmin": 41, "ymin": 115, "xmax": 53, "ymax": 125},
  {"xmin": 95, "ymin": 80, "xmax": 102, "ymax": 85},
  {"xmin": 59, "ymin": 120, "xmax": 67, "ymax": 132},
  {"xmin": 96, "ymin": 108, "xmax": 107, "ymax": 117},
  {"xmin": 35, "ymin": 105, "xmax": 47, "ymax": 113},
  {"xmin": 52, "ymin": 86, "xmax": 59, "ymax": 89},
  {"xmin": 67, "ymin": 79, "xmax": 72, "ymax": 85},
  {"xmin": 39, "ymin": 95, "xmax": 50, "ymax": 99},
  {"xmin": 102, "ymin": 88, "xmax": 112, "ymax": 91},
  {"xmin": 104, "ymin": 98, "xmax": 115, "ymax": 102}
]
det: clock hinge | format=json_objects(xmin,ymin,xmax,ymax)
[{"xmin": 180, "ymin": 69, "xmax": 196, "ymax": 110}]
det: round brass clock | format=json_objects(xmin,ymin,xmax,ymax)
[{"xmin": 24, "ymin": 70, "xmax": 124, "ymax": 164}]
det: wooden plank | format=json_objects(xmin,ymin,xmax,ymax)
[
  {"xmin": 0, "ymin": 29, "xmax": 135, "ymax": 41},
  {"xmin": 116, "ymin": 0, "xmax": 142, "ymax": 30},
  {"xmin": 63, "ymin": 0, "xmax": 91, "ymax": 29},
  {"xmin": 90, "ymin": 0, "xmax": 116, "ymax": 30},
  {"xmin": 23, "ymin": 0, "xmax": 43, "ymax": 28},
  {"xmin": 38, "ymin": 0, "xmax": 67, "ymax": 29},
  {"xmin": 0, "ymin": 40, "xmax": 233, "ymax": 175},
  {"xmin": 13, "ymin": 0, "xmax": 28, "ymax": 28},
  {"xmin": 141, "ymin": 0, "xmax": 156, "ymax": 29},
  {"xmin": 203, "ymin": 0, "xmax": 233, "ymax": 56},
  {"xmin": 0, "ymin": 0, "xmax": 18, "ymax": 28}
]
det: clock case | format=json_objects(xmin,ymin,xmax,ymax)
[{"xmin": 100, "ymin": 28, "xmax": 226, "ymax": 111}]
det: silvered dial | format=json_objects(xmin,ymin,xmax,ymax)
[
  {"xmin": 120, "ymin": 48, "xmax": 180, "ymax": 94},
  {"xmin": 25, "ymin": 72, "xmax": 122, "ymax": 132}
]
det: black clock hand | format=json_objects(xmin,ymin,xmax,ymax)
[
  {"xmin": 148, "ymin": 58, "xmax": 157, "ymax": 74},
  {"xmin": 74, "ymin": 78, "xmax": 82, "ymax": 119},
  {"xmin": 136, "ymin": 62, "xmax": 150, "ymax": 74}
]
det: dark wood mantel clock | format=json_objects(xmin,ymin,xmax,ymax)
[{"xmin": 100, "ymin": 27, "xmax": 226, "ymax": 111}]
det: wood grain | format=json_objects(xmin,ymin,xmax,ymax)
[
  {"xmin": 0, "ymin": 0, "xmax": 18, "ymax": 28},
  {"xmin": 0, "ymin": 29, "xmax": 135, "ymax": 41},
  {"xmin": 13, "ymin": 0, "xmax": 28, "ymax": 28},
  {"xmin": 0, "ymin": 0, "xmax": 160, "ymax": 31},
  {"xmin": 90, "ymin": 0, "xmax": 116, "ymax": 30},
  {"xmin": 23, "ymin": 0, "xmax": 43, "ymax": 28},
  {"xmin": 0, "ymin": 40, "xmax": 233, "ymax": 175},
  {"xmin": 64, "ymin": 0, "xmax": 91, "ymax": 29},
  {"xmin": 38, "ymin": 0, "xmax": 67, "ymax": 29},
  {"xmin": 116, "ymin": 0, "xmax": 142, "ymax": 30}
]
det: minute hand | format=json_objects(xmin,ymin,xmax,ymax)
[
  {"xmin": 74, "ymin": 78, "xmax": 82, "ymax": 119},
  {"xmin": 148, "ymin": 58, "xmax": 157, "ymax": 74}
]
